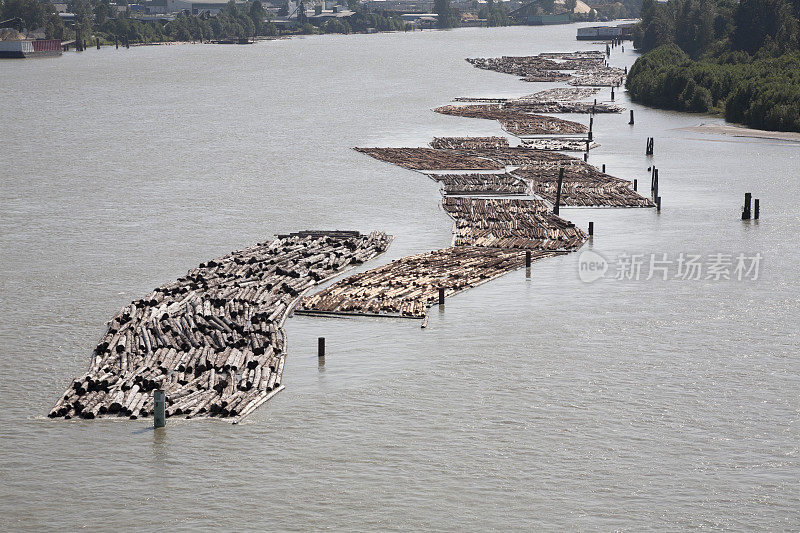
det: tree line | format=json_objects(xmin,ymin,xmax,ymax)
[{"xmin": 626, "ymin": 0, "xmax": 800, "ymax": 131}]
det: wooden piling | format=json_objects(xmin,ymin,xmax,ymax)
[
  {"xmin": 629, "ymin": 110, "xmax": 634, "ymax": 125},
  {"xmin": 525, "ymin": 250, "xmax": 531, "ymax": 267},
  {"xmin": 602, "ymin": 164, "xmax": 605, "ymax": 173},
  {"xmin": 742, "ymin": 192, "xmax": 752, "ymax": 220},
  {"xmin": 588, "ymin": 221, "xmax": 594, "ymax": 236},
  {"xmin": 583, "ymin": 153, "xmax": 588, "ymax": 162},
  {"xmin": 438, "ymin": 287, "xmax": 445, "ymax": 306},
  {"xmin": 611, "ymin": 86, "xmax": 615, "ymax": 100},
  {"xmin": 553, "ymin": 167, "xmax": 564, "ymax": 215},
  {"xmin": 633, "ymin": 178, "xmax": 637, "ymax": 191},
  {"xmin": 754, "ymin": 198, "xmax": 760, "ymax": 219},
  {"xmin": 653, "ymin": 169, "xmax": 659, "ymax": 201},
  {"xmin": 115, "ymin": 36, "xmax": 118, "ymax": 49},
  {"xmin": 656, "ymin": 196, "xmax": 661, "ymax": 211},
  {"xmin": 96, "ymin": 37, "xmax": 100, "ymax": 50},
  {"xmin": 318, "ymin": 337, "xmax": 325, "ymax": 358},
  {"xmin": 153, "ymin": 390, "xmax": 165, "ymax": 428}
]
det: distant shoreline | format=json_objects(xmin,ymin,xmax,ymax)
[{"xmin": 679, "ymin": 122, "xmax": 800, "ymax": 143}]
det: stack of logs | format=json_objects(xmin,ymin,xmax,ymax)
[
  {"xmin": 442, "ymin": 197, "xmax": 587, "ymax": 251},
  {"xmin": 49, "ymin": 232, "xmax": 391, "ymax": 422},
  {"xmin": 297, "ymin": 247, "xmax": 558, "ymax": 319}
]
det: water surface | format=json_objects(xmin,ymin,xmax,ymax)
[{"xmin": 1, "ymin": 24, "xmax": 798, "ymax": 531}]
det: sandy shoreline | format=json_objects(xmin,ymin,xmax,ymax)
[{"xmin": 679, "ymin": 122, "xmax": 800, "ymax": 142}]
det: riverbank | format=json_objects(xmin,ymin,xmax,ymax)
[{"xmin": 678, "ymin": 122, "xmax": 800, "ymax": 143}]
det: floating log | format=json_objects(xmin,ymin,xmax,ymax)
[
  {"xmin": 297, "ymin": 247, "xmax": 559, "ymax": 319},
  {"xmin": 49, "ymin": 232, "xmax": 392, "ymax": 421}
]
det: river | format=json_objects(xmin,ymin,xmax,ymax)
[{"xmin": 1, "ymin": 23, "xmax": 798, "ymax": 530}]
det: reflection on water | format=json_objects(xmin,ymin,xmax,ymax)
[{"xmin": 0, "ymin": 24, "xmax": 798, "ymax": 530}]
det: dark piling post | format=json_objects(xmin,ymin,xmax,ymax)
[
  {"xmin": 554, "ymin": 167, "xmax": 564, "ymax": 215},
  {"xmin": 83, "ymin": 39, "xmax": 87, "ymax": 51},
  {"xmin": 588, "ymin": 221, "xmax": 594, "ymax": 236},
  {"xmin": 624, "ymin": 65, "xmax": 628, "ymax": 74},
  {"xmin": 583, "ymin": 153, "xmax": 588, "ymax": 162},
  {"xmin": 611, "ymin": 86, "xmax": 615, "ymax": 100},
  {"xmin": 115, "ymin": 35, "xmax": 118, "ymax": 49},
  {"xmin": 588, "ymin": 116, "xmax": 593, "ymax": 140},
  {"xmin": 653, "ymin": 169, "xmax": 659, "ymax": 201},
  {"xmin": 657, "ymin": 196, "xmax": 662, "ymax": 211},
  {"xmin": 318, "ymin": 337, "xmax": 325, "ymax": 358},
  {"xmin": 629, "ymin": 110, "xmax": 634, "ymax": 125},
  {"xmin": 754, "ymin": 199, "xmax": 760, "ymax": 219},
  {"xmin": 633, "ymin": 178, "xmax": 638, "ymax": 191},
  {"xmin": 742, "ymin": 193, "xmax": 752, "ymax": 220},
  {"xmin": 525, "ymin": 250, "xmax": 531, "ymax": 268},
  {"xmin": 438, "ymin": 287, "xmax": 445, "ymax": 306},
  {"xmin": 96, "ymin": 37, "xmax": 100, "ymax": 50},
  {"xmin": 602, "ymin": 164, "xmax": 606, "ymax": 173},
  {"xmin": 153, "ymin": 390, "xmax": 165, "ymax": 428}
]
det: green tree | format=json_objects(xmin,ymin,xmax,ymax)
[
  {"xmin": 434, "ymin": 0, "xmax": 457, "ymax": 28},
  {"xmin": 249, "ymin": 0, "xmax": 267, "ymax": 34}
]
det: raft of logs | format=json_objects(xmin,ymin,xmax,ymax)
[
  {"xmin": 569, "ymin": 66, "xmax": 626, "ymax": 87},
  {"xmin": 296, "ymin": 247, "xmax": 559, "ymax": 319},
  {"xmin": 354, "ymin": 144, "xmax": 581, "ymax": 170},
  {"xmin": 429, "ymin": 136, "xmax": 509, "ymax": 150},
  {"xmin": 522, "ymin": 71, "xmax": 573, "ymax": 82},
  {"xmin": 465, "ymin": 55, "xmax": 604, "ymax": 77},
  {"xmin": 519, "ymin": 87, "xmax": 600, "ymax": 102},
  {"xmin": 513, "ymin": 166, "xmax": 655, "ymax": 208},
  {"xmin": 426, "ymin": 173, "xmax": 528, "ymax": 195},
  {"xmin": 49, "ymin": 231, "xmax": 391, "ymax": 422},
  {"xmin": 434, "ymin": 104, "xmax": 588, "ymax": 136},
  {"xmin": 520, "ymin": 138, "xmax": 599, "ymax": 151},
  {"xmin": 538, "ymin": 51, "xmax": 605, "ymax": 60},
  {"xmin": 505, "ymin": 101, "xmax": 622, "ymax": 114},
  {"xmin": 353, "ymin": 147, "xmax": 503, "ymax": 171},
  {"xmin": 442, "ymin": 197, "xmax": 587, "ymax": 251}
]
